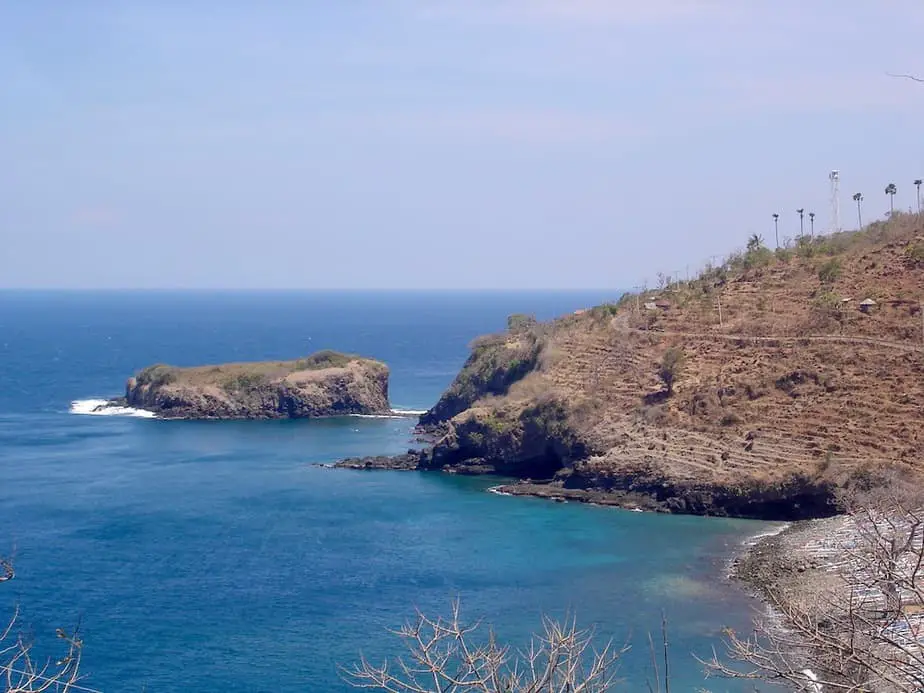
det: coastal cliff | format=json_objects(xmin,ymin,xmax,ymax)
[
  {"xmin": 122, "ymin": 350, "xmax": 390, "ymax": 419},
  {"xmin": 339, "ymin": 214, "xmax": 924, "ymax": 519}
]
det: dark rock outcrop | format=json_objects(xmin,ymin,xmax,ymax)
[{"xmin": 122, "ymin": 350, "xmax": 390, "ymax": 419}]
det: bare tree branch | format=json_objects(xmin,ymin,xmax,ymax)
[
  {"xmin": 887, "ymin": 72, "xmax": 924, "ymax": 83},
  {"xmin": 706, "ymin": 472, "xmax": 924, "ymax": 691},
  {"xmin": 1, "ymin": 555, "xmax": 89, "ymax": 692},
  {"xmin": 342, "ymin": 599, "xmax": 629, "ymax": 692}
]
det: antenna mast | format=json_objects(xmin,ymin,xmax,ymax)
[{"xmin": 829, "ymin": 170, "xmax": 840, "ymax": 234}]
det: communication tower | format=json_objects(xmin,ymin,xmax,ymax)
[{"xmin": 829, "ymin": 170, "xmax": 841, "ymax": 234}]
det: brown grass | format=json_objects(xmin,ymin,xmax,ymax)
[{"xmin": 135, "ymin": 350, "xmax": 381, "ymax": 389}]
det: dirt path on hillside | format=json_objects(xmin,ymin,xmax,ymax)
[{"xmin": 612, "ymin": 316, "xmax": 924, "ymax": 353}]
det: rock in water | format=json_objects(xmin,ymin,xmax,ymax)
[{"xmin": 122, "ymin": 350, "xmax": 390, "ymax": 419}]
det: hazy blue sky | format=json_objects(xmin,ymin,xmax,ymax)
[{"xmin": 2, "ymin": 1, "xmax": 923, "ymax": 289}]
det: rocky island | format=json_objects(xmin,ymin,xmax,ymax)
[
  {"xmin": 115, "ymin": 350, "xmax": 390, "ymax": 419},
  {"xmin": 339, "ymin": 214, "xmax": 924, "ymax": 521}
]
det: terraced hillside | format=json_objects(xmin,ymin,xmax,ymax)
[{"xmin": 400, "ymin": 214, "xmax": 924, "ymax": 518}]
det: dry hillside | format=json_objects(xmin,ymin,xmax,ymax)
[{"xmin": 408, "ymin": 213, "xmax": 924, "ymax": 518}]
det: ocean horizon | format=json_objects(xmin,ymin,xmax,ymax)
[{"xmin": 0, "ymin": 290, "xmax": 769, "ymax": 691}]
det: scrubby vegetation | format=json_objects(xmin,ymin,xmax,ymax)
[
  {"xmin": 133, "ymin": 350, "xmax": 371, "ymax": 389},
  {"xmin": 293, "ymin": 350, "xmax": 356, "ymax": 370},
  {"xmin": 507, "ymin": 313, "xmax": 538, "ymax": 333},
  {"xmin": 658, "ymin": 347, "xmax": 685, "ymax": 396},
  {"xmin": 420, "ymin": 331, "xmax": 543, "ymax": 425},
  {"xmin": 135, "ymin": 364, "xmax": 177, "ymax": 387},
  {"xmin": 818, "ymin": 257, "xmax": 843, "ymax": 284},
  {"xmin": 220, "ymin": 371, "xmax": 268, "ymax": 393}
]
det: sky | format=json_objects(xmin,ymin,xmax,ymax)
[{"xmin": 2, "ymin": 1, "xmax": 923, "ymax": 290}]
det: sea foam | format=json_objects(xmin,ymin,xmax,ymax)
[
  {"xmin": 70, "ymin": 399, "xmax": 157, "ymax": 418},
  {"xmin": 349, "ymin": 409, "xmax": 428, "ymax": 420},
  {"xmin": 69, "ymin": 401, "xmax": 422, "ymax": 420}
]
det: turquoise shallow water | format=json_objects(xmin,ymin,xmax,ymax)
[{"xmin": 0, "ymin": 291, "xmax": 770, "ymax": 691}]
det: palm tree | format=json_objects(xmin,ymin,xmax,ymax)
[
  {"xmin": 915, "ymin": 179, "xmax": 922, "ymax": 213},
  {"xmin": 796, "ymin": 208, "xmax": 805, "ymax": 237},
  {"xmin": 809, "ymin": 211, "xmax": 815, "ymax": 237},
  {"xmin": 885, "ymin": 183, "xmax": 897, "ymax": 215},
  {"xmin": 772, "ymin": 213, "xmax": 780, "ymax": 248},
  {"xmin": 853, "ymin": 192, "xmax": 864, "ymax": 229}
]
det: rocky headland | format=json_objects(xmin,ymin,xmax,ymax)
[
  {"xmin": 337, "ymin": 214, "xmax": 924, "ymax": 521},
  {"xmin": 115, "ymin": 350, "xmax": 390, "ymax": 419}
]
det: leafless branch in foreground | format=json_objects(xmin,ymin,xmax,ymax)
[
  {"xmin": 887, "ymin": 72, "xmax": 924, "ymax": 83},
  {"xmin": 704, "ymin": 472, "xmax": 924, "ymax": 692},
  {"xmin": 342, "ymin": 598, "xmax": 628, "ymax": 692},
  {"xmin": 1, "ymin": 556, "xmax": 87, "ymax": 692}
]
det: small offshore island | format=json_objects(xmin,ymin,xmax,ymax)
[{"xmin": 108, "ymin": 350, "xmax": 391, "ymax": 419}]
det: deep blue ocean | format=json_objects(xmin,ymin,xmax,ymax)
[{"xmin": 0, "ymin": 291, "xmax": 772, "ymax": 692}]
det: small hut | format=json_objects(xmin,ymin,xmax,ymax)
[{"xmin": 859, "ymin": 298, "xmax": 878, "ymax": 313}]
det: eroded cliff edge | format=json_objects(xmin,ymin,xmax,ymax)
[
  {"xmin": 121, "ymin": 350, "xmax": 390, "ymax": 419},
  {"xmin": 338, "ymin": 216, "xmax": 924, "ymax": 520}
]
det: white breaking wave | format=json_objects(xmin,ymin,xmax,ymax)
[
  {"xmin": 743, "ymin": 523, "xmax": 791, "ymax": 546},
  {"xmin": 69, "ymin": 401, "xmax": 423, "ymax": 420},
  {"xmin": 69, "ymin": 399, "xmax": 157, "ymax": 419},
  {"xmin": 349, "ymin": 409, "xmax": 427, "ymax": 420}
]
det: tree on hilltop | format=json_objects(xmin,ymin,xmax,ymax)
[
  {"xmin": 746, "ymin": 234, "xmax": 765, "ymax": 252},
  {"xmin": 658, "ymin": 347, "xmax": 685, "ymax": 397},
  {"xmin": 886, "ymin": 183, "xmax": 898, "ymax": 216}
]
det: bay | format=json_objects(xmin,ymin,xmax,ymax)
[{"xmin": 0, "ymin": 291, "xmax": 767, "ymax": 691}]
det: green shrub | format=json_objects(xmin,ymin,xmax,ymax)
[
  {"xmin": 903, "ymin": 242, "xmax": 924, "ymax": 267},
  {"xmin": 507, "ymin": 313, "xmax": 538, "ymax": 333},
  {"xmin": 136, "ymin": 364, "xmax": 177, "ymax": 387},
  {"xmin": 810, "ymin": 290, "xmax": 844, "ymax": 325},
  {"xmin": 590, "ymin": 303, "xmax": 619, "ymax": 319},
  {"xmin": 294, "ymin": 350, "xmax": 353, "ymax": 370},
  {"xmin": 796, "ymin": 236, "xmax": 817, "ymax": 258},
  {"xmin": 221, "ymin": 372, "xmax": 267, "ymax": 393},
  {"xmin": 658, "ymin": 347, "xmax": 685, "ymax": 396},
  {"xmin": 818, "ymin": 258, "xmax": 842, "ymax": 284},
  {"xmin": 774, "ymin": 247, "xmax": 793, "ymax": 263}
]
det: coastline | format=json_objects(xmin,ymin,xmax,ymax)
[{"xmin": 731, "ymin": 514, "xmax": 849, "ymax": 599}]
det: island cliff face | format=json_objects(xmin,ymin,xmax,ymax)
[
  {"xmin": 339, "ymin": 215, "xmax": 924, "ymax": 520},
  {"xmin": 124, "ymin": 350, "xmax": 390, "ymax": 419}
]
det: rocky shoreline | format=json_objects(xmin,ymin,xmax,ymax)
[
  {"xmin": 333, "ymin": 451, "xmax": 837, "ymax": 520},
  {"xmin": 731, "ymin": 514, "xmax": 849, "ymax": 600}
]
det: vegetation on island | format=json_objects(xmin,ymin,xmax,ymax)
[{"xmin": 135, "ymin": 350, "xmax": 368, "ymax": 390}]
